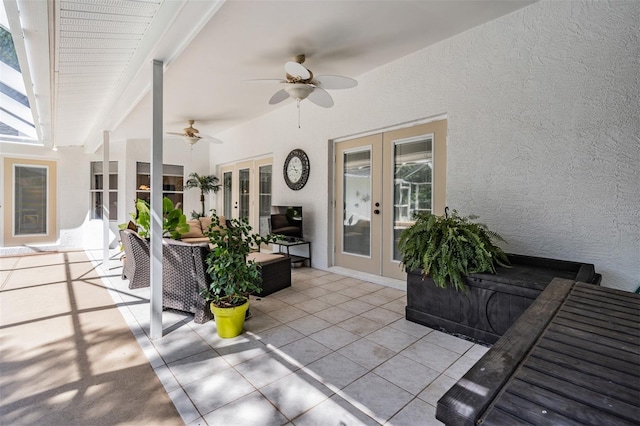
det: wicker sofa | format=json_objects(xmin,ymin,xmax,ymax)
[{"xmin": 179, "ymin": 216, "xmax": 226, "ymax": 244}]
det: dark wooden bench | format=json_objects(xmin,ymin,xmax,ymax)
[{"xmin": 437, "ymin": 278, "xmax": 640, "ymax": 425}]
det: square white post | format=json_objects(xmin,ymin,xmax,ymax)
[
  {"xmin": 102, "ymin": 130, "xmax": 110, "ymax": 269},
  {"xmin": 150, "ymin": 59, "xmax": 164, "ymax": 339}
]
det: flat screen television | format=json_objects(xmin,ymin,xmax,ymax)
[{"xmin": 270, "ymin": 206, "xmax": 303, "ymax": 239}]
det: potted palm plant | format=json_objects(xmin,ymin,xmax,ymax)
[
  {"xmin": 185, "ymin": 172, "xmax": 221, "ymax": 218},
  {"xmin": 201, "ymin": 213, "xmax": 278, "ymax": 338}
]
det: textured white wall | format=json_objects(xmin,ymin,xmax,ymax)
[{"xmin": 214, "ymin": 0, "xmax": 639, "ymax": 290}]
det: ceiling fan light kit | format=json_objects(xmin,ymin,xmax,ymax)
[
  {"xmin": 284, "ymin": 83, "xmax": 313, "ymax": 101},
  {"xmin": 185, "ymin": 136, "xmax": 200, "ymax": 145}
]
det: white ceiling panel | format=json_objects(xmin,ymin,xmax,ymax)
[
  {"xmin": 59, "ymin": 9, "xmax": 154, "ymax": 23},
  {"xmin": 52, "ymin": 0, "xmax": 167, "ymax": 145},
  {"xmin": 60, "ymin": 1, "xmax": 159, "ymax": 16},
  {"xmin": 59, "ymin": 19, "xmax": 149, "ymax": 33}
]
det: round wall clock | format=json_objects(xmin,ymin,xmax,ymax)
[{"xmin": 283, "ymin": 149, "xmax": 310, "ymax": 190}]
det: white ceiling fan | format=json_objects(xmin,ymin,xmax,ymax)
[
  {"xmin": 260, "ymin": 54, "xmax": 357, "ymax": 108},
  {"xmin": 166, "ymin": 120, "xmax": 223, "ymax": 145}
]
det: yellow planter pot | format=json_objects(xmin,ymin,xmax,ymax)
[{"xmin": 210, "ymin": 300, "xmax": 249, "ymax": 338}]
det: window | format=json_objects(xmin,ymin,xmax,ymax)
[
  {"xmin": 0, "ymin": 6, "xmax": 38, "ymax": 145},
  {"xmin": 136, "ymin": 162, "xmax": 184, "ymax": 207},
  {"xmin": 14, "ymin": 164, "xmax": 47, "ymax": 234},
  {"xmin": 392, "ymin": 136, "xmax": 432, "ymax": 260},
  {"xmin": 90, "ymin": 161, "xmax": 118, "ymax": 221},
  {"xmin": 222, "ymin": 170, "xmax": 232, "ymax": 218},
  {"xmin": 238, "ymin": 167, "xmax": 250, "ymax": 219},
  {"xmin": 258, "ymin": 164, "xmax": 272, "ymax": 236}
]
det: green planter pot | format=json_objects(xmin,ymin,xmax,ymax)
[{"xmin": 210, "ymin": 300, "xmax": 249, "ymax": 338}]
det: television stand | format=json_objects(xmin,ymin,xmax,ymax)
[{"xmin": 274, "ymin": 238, "xmax": 311, "ymax": 267}]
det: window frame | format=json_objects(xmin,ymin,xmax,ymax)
[{"xmin": 89, "ymin": 160, "xmax": 118, "ymax": 221}]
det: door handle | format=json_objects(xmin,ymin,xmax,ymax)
[
  {"xmin": 374, "ymin": 209, "xmax": 380, "ymax": 215},
  {"xmin": 375, "ymin": 202, "xmax": 380, "ymax": 207}
]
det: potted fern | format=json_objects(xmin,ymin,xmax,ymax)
[
  {"xmin": 398, "ymin": 208, "xmax": 599, "ymax": 343},
  {"xmin": 398, "ymin": 209, "xmax": 509, "ymax": 292},
  {"xmin": 398, "ymin": 208, "xmax": 511, "ymax": 343}
]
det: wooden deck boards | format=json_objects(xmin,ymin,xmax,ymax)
[{"xmin": 437, "ymin": 280, "xmax": 640, "ymax": 426}]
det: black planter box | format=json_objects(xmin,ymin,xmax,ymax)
[{"xmin": 405, "ymin": 254, "xmax": 600, "ymax": 344}]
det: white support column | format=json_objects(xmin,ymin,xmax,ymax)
[
  {"xmin": 102, "ymin": 130, "xmax": 110, "ymax": 269},
  {"xmin": 150, "ymin": 59, "xmax": 164, "ymax": 339}
]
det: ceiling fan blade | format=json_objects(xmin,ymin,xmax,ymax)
[
  {"xmin": 285, "ymin": 61, "xmax": 311, "ymax": 80},
  {"xmin": 166, "ymin": 132, "xmax": 185, "ymax": 136},
  {"xmin": 313, "ymin": 75, "xmax": 358, "ymax": 90},
  {"xmin": 245, "ymin": 78, "xmax": 286, "ymax": 83},
  {"xmin": 269, "ymin": 89, "xmax": 290, "ymax": 105},
  {"xmin": 308, "ymin": 87, "xmax": 334, "ymax": 108}
]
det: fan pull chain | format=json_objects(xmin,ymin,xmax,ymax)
[{"xmin": 297, "ymin": 98, "xmax": 301, "ymax": 128}]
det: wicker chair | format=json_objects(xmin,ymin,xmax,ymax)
[
  {"xmin": 120, "ymin": 229, "xmax": 150, "ymax": 289},
  {"xmin": 120, "ymin": 229, "xmax": 213, "ymax": 323},
  {"xmin": 162, "ymin": 238, "xmax": 213, "ymax": 324}
]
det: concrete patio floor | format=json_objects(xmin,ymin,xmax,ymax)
[
  {"xmin": 0, "ymin": 250, "xmax": 183, "ymax": 425},
  {"xmin": 3, "ymin": 249, "xmax": 490, "ymax": 425}
]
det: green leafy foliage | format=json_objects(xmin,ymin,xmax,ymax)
[
  {"xmin": 119, "ymin": 198, "xmax": 189, "ymax": 239},
  {"xmin": 202, "ymin": 213, "xmax": 279, "ymax": 308},
  {"xmin": 398, "ymin": 210, "xmax": 510, "ymax": 292}
]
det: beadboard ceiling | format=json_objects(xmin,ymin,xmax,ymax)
[{"xmin": 11, "ymin": 0, "xmax": 536, "ymax": 151}]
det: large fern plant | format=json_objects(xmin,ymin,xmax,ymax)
[{"xmin": 398, "ymin": 209, "xmax": 510, "ymax": 292}]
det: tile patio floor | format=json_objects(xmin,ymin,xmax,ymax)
[{"xmin": 89, "ymin": 250, "xmax": 488, "ymax": 425}]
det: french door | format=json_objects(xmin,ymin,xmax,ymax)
[
  {"xmin": 219, "ymin": 158, "xmax": 272, "ymax": 234},
  {"xmin": 334, "ymin": 120, "xmax": 447, "ymax": 280}
]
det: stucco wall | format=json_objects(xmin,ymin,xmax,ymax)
[{"xmin": 213, "ymin": 0, "xmax": 639, "ymax": 290}]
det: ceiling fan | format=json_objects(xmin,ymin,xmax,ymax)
[
  {"xmin": 262, "ymin": 54, "xmax": 357, "ymax": 108},
  {"xmin": 166, "ymin": 120, "xmax": 223, "ymax": 145}
]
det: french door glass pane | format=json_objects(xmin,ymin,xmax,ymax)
[
  {"xmin": 392, "ymin": 137, "xmax": 432, "ymax": 260},
  {"xmin": 223, "ymin": 171, "xmax": 232, "ymax": 218},
  {"xmin": 14, "ymin": 165, "xmax": 47, "ymax": 235},
  {"xmin": 258, "ymin": 165, "xmax": 272, "ymax": 236},
  {"xmin": 343, "ymin": 149, "xmax": 371, "ymax": 256},
  {"xmin": 239, "ymin": 168, "xmax": 250, "ymax": 220}
]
